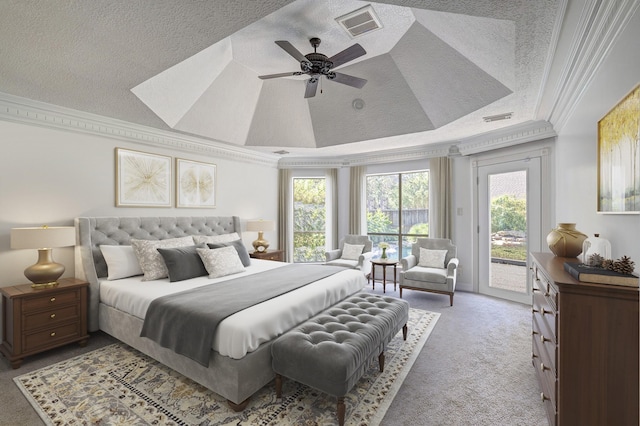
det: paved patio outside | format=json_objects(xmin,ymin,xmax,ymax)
[{"xmin": 490, "ymin": 261, "xmax": 528, "ymax": 293}]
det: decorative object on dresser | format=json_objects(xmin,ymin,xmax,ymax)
[
  {"xmin": 530, "ymin": 252, "xmax": 638, "ymax": 426},
  {"xmin": 249, "ymin": 249, "xmax": 284, "ymax": 262},
  {"xmin": 115, "ymin": 148, "xmax": 172, "ymax": 207},
  {"xmin": 10, "ymin": 225, "xmax": 76, "ymax": 288},
  {"xmin": 563, "ymin": 255, "xmax": 638, "ymax": 287},
  {"xmin": 246, "ymin": 219, "xmax": 275, "ymax": 252},
  {"xmin": 0, "ymin": 278, "xmax": 89, "ymax": 368},
  {"xmin": 176, "ymin": 158, "xmax": 216, "ymax": 208},
  {"xmin": 545, "ymin": 222, "xmax": 587, "ymax": 257},
  {"xmin": 581, "ymin": 233, "xmax": 611, "ymax": 262}
]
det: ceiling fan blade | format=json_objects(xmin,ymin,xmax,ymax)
[
  {"xmin": 328, "ymin": 43, "xmax": 366, "ymax": 69},
  {"xmin": 275, "ymin": 40, "xmax": 310, "ymax": 64},
  {"xmin": 304, "ymin": 78, "xmax": 319, "ymax": 98},
  {"xmin": 330, "ymin": 72, "xmax": 367, "ymax": 89},
  {"xmin": 258, "ymin": 71, "xmax": 302, "ymax": 80}
]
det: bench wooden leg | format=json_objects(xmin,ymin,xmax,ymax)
[
  {"xmin": 275, "ymin": 374, "xmax": 282, "ymax": 398},
  {"xmin": 337, "ymin": 396, "xmax": 346, "ymax": 426},
  {"xmin": 378, "ymin": 352, "xmax": 385, "ymax": 372},
  {"xmin": 403, "ymin": 324, "xmax": 408, "ymax": 340}
]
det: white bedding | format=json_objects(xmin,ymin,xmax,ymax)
[{"xmin": 99, "ymin": 259, "xmax": 365, "ymax": 359}]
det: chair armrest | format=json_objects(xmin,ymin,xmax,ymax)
[
  {"xmin": 325, "ymin": 249, "xmax": 341, "ymax": 262},
  {"xmin": 447, "ymin": 258, "xmax": 459, "ymax": 276},
  {"xmin": 358, "ymin": 251, "xmax": 375, "ymax": 275},
  {"xmin": 401, "ymin": 255, "xmax": 417, "ymax": 271}
]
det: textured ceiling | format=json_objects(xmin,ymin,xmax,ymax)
[{"xmin": 0, "ymin": 0, "xmax": 561, "ymax": 158}]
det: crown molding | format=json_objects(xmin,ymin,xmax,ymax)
[
  {"xmin": 457, "ymin": 120, "xmax": 556, "ymax": 155},
  {"xmin": 0, "ymin": 92, "xmax": 280, "ymax": 168},
  {"xmin": 545, "ymin": 0, "xmax": 640, "ymax": 131}
]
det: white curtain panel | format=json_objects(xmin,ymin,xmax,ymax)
[
  {"xmin": 349, "ymin": 166, "xmax": 365, "ymax": 235},
  {"xmin": 278, "ymin": 168, "xmax": 292, "ymax": 262},
  {"xmin": 430, "ymin": 157, "xmax": 453, "ymax": 240}
]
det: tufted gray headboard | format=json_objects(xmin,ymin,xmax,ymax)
[{"xmin": 75, "ymin": 216, "xmax": 241, "ymax": 331}]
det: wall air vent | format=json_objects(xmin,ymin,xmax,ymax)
[
  {"xmin": 336, "ymin": 5, "xmax": 383, "ymax": 38},
  {"xmin": 483, "ymin": 112, "xmax": 513, "ymax": 122}
]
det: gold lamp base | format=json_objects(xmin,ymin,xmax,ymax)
[
  {"xmin": 24, "ymin": 248, "xmax": 64, "ymax": 289},
  {"xmin": 252, "ymin": 231, "xmax": 270, "ymax": 253}
]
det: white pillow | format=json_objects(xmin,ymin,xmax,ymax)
[
  {"xmin": 197, "ymin": 246, "xmax": 245, "ymax": 279},
  {"xmin": 192, "ymin": 232, "xmax": 240, "ymax": 245},
  {"xmin": 130, "ymin": 236, "xmax": 194, "ymax": 281},
  {"xmin": 99, "ymin": 245, "xmax": 143, "ymax": 280},
  {"xmin": 341, "ymin": 243, "xmax": 365, "ymax": 260},
  {"xmin": 418, "ymin": 248, "xmax": 448, "ymax": 268}
]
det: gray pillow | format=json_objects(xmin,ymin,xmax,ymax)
[
  {"xmin": 157, "ymin": 244, "xmax": 208, "ymax": 282},
  {"xmin": 207, "ymin": 239, "xmax": 251, "ymax": 267}
]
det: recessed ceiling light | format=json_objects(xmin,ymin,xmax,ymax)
[{"xmin": 483, "ymin": 112, "xmax": 513, "ymax": 122}]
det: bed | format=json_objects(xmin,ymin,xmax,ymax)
[{"xmin": 74, "ymin": 216, "xmax": 366, "ymax": 409}]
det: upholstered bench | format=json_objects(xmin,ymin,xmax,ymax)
[{"xmin": 271, "ymin": 293, "xmax": 410, "ymax": 426}]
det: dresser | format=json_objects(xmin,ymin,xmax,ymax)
[
  {"xmin": 1, "ymin": 278, "xmax": 89, "ymax": 368},
  {"xmin": 530, "ymin": 252, "xmax": 638, "ymax": 425}
]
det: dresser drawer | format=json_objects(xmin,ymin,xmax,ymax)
[
  {"xmin": 23, "ymin": 304, "xmax": 80, "ymax": 331},
  {"xmin": 22, "ymin": 290, "xmax": 80, "ymax": 312},
  {"xmin": 533, "ymin": 291, "xmax": 557, "ymax": 339},
  {"xmin": 533, "ymin": 314, "xmax": 557, "ymax": 373},
  {"xmin": 23, "ymin": 321, "xmax": 82, "ymax": 353}
]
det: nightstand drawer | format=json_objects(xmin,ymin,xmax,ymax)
[
  {"xmin": 24, "ymin": 321, "xmax": 82, "ymax": 353},
  {"xmin": 22, "ymin": 289, "xmax": 80, "ymax": 312},
  {"xmin": 24, "ymin": 304, "xmax": 80, "ymax": 331}
]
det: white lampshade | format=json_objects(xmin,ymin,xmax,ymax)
[
  {"xmin": 11, "ymin": 226, "xmax": 76, "ymax": 249},
  {"xmin": 246, "ymin": 220, "xmax": 275, "ymax": 232}
]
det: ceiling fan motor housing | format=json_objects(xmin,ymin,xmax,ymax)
[{"xmin": 302, "ymin": 52, "xmax": 333, "ymax": 75}]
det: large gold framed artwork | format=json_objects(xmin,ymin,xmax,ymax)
[
  {"xmin": 597, "ymin": 84, "xmax": 640, "ymax": 213},
  {"xmin": 115, "ymin": 148, "xmax": 171, "ymax": 207},
  {"xmin": 176, "ymin": 158, "xmax": 216, "ymax": 208}
]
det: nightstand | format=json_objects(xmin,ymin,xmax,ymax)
[
  {"xmin": 0, "ymin": 277, "xmax": 89, "ymax": 368},
  {"xmin": 249, "ymin": 249, "xmax": 284, "ymax": 262}
]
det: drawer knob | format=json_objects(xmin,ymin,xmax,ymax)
[
  {"xmin": 540, "ymin": 334, "xmax": 550, "ymax": 344},
  {"xmin": 540, "ymin": 362, "xmax": 549, "ymax": 371},
  {"xmin": 50, "ymin": 297, "xmax": 56, "ymax": 302},
  {"xmin": 50, "ymin": 313, "xmax": 56, "ymax": 319},
  {"xmin": 50, "ymin": 332, "xmax": 56, "ymax": 337},
  {"xmin": 532, "ymin": 308, "xmax": 539, "ymax": 314},
  {"xmin": 540, "ymin": 392, "xmax": 549, "ymax": 402}
]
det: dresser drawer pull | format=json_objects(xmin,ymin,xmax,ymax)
[
  {"xmin": 540, "ymin": 334, "xmax": 551, "ymax": 344},
  {"xmin": 540, "ymin": 362, "xmax": 550, "ymax": 371},
  {"xmin": 532, "ymin": 308, "xmax": 538, "ymax": 314},
  {"xmin": 50, "ymin": 313, "xmax": 56, "ymax": 319},
  {"xmin": 50, "ymin": 297, "xmax": 56, "ymax": 302},
  {"xmin": 540, "ymin": 392, "xmax": 549, "ymax": 402},
  {"xmin": 540, "ymin": 307, "xmax": 553, "ymax": 316},
  {"xmin": 50, "ymin": 332, "xmax": 56, "ymax": 337}
]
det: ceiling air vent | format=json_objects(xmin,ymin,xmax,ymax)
[
  {"xmin": 336, "ymin": 5, "xmax": 383, "ymax": 38},
  {"xmin": 483, "ymin": 112, "xmax": 513, "ymax": 122}
]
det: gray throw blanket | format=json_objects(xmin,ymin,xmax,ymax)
[{"xmin": 140, "ymin": 264, "xmax": 346, "ymax": 366}]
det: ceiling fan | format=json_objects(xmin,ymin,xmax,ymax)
[{"xmin": 258, "ymin": 37, "xmax": 367, "ymax": 98}]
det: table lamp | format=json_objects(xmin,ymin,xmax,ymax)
[
  {"xmin": 10, "ymin": 225, "xmax": 76, "ymax": 288},
  {"xmin": 246, "ymin": 219, "xmax": 275, "ymax": 253}
]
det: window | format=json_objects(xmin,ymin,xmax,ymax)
[
  {"xmin": 366, "ymin": 171, "xmax": 429, "ymax": 259},
  {"xmin": 293, "ymin": 177, "xmax": 326, "ymax": 263}
]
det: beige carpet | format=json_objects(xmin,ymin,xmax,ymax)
[{"xmin": 14, "ymin": 308, "xmax": 438, "ymax": 426}]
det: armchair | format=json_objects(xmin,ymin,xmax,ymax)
[
  {"xmin": 325, "ymin": 235, "xmax": 374, "ymax": 277},
  {"xmin": 399, "ymin": 238, "xmax": 459, "ymax": 306}
]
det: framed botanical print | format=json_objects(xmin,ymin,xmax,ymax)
[
  {"xmin": 115, "ymin": 148, "xmax": 172, "ymax": 207},
  {"xmin": 176, "ymin": 158, "xmax": 216, "ymax": 208},
  {"xmin": 597, "ymin": 84, "xmax": 640, "ymax": 213}
]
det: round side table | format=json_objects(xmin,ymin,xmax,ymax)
[{"xmin": 369, "ymin": 258, "xmax": 399, "ymax": 293}]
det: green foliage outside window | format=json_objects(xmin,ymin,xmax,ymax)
[
  {"xmin": 293, "ymin": 178, "xmax": 326, "ymax": 263},
  {"xmin": 490, "ymin": 195, "xmax": 526, "ymax": 233}
]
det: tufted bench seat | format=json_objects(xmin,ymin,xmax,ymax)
[{"xmin": 271, "ymin": 293, "xmax": 410, "ymax": 426}]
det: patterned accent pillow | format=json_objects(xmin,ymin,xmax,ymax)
[
  {"xmin": 207, "ymin": 240, "xmax": 251, "ymax": 267},
  {"xmin": 197, "ymin": 246, "xmax": 245, "ymax": 279},
  {"xmin": 99, "ymin": 245, "xmax": 143, "ymax": 280},
  {"xmin": 192, "ymin": 233, "xmax": 240, "ymax": 245},
  {"xmin": 418, "ymin": 248, "xmax": 448, "ymax": 268},
  {"xmin": 130, "ymin": 236, "xmax": 194, "ymax": 281},
  {"xmin": 341, "ymin": 243, "xmax": 365, "ymax": 260}
]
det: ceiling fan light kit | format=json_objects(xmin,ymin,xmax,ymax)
[{"xmin": 258, "ymin": 37, "xmax": 367, "ymax": 98}]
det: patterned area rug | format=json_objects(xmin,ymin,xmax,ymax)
[{"xmin": 15, "ymin": 308, "xmax": 439, "ymax": 426}]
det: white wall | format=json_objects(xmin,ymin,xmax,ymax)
[
  {"xmin": 554, "ymin": 7, "xmax": 640, "ymax": 269},
  {"xmin": 0, "ymin": 120, "xmax": 278, "ymax": 287}
]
